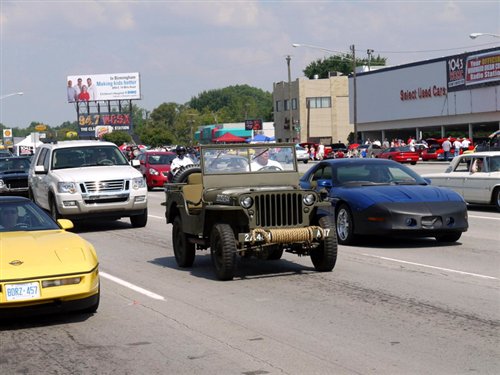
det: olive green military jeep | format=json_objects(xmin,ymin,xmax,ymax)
[{"xmin": 163, "ymin": 143, "xmax": 337, "ymax": 280}]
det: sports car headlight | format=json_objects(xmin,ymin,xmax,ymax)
[
  {"xmin": 240, "ymin": 196, "xmax": 254, "ymax": 209},
  {"xmin": 132, "ymin": 177, "xmax": 146, "ymax": 190},
  {"xmin": 148, "ymin": 168, "xmax": 159, "ymax": 176},
  {"xmin": 303, "ymin": 193, "xmax": 316, "ymax": 206},
  {"xmin": 57, "ymin": 182, "xmax": 77, "ymax": 194},
  {"xmin": 42, "ymin": 277, "xmax": 81, "ymax": 288}
]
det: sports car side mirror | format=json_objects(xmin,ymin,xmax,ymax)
[{"xmin": 317, "ymin": 179, "xmax": 333, "ymax": 188}]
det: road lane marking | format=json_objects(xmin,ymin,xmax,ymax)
[
  {"xmin": 362, "ymin": 254, "xmax": 498, "ymax": 280},
  {"xmin": 149, "ymin": 214, "xmax": 164, "ymax": 220},
  {"xmin": 100, "ymin": 271, "xmax": 165, "ymax": 300},
  {"xmin": 468, "ymin": 214, "xmax": 500, "ymax": 221}
]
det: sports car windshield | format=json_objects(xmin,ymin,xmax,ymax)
[
  {"xmin": 0, "ymin": 200, "xmax": 60, "ymax": 232},
  {"xmin": 335, "ymin": 162, "xmax": 427, "ymax": 185},
  {"xmin": 202, "ymin": 146, "xmax": 297, "ymax": 175}
]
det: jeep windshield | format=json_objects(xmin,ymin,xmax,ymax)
[
  {"xmin": 52, "ymin": 146, "xmax": 129, "ymax": 169},
  {"xmin": 202, "ymin": 145, "xmax": 297, "ymax": 174}
]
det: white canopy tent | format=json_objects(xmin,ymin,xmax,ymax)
[{"xmin": 14, "ymin": 133, "xmax": 43, "ymax": 155}]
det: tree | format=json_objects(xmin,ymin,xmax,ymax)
[
  {"xmin": 188, "ymin": 85, "xmax": 273, "ymax": 122},
  {"xmin": 102, "ymin": 131, "xmax": 132, "ymax": 146},
  {"xmin": 303, "ymin": 53, "xmax": 387, "ymax": 79}
]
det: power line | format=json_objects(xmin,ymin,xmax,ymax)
[{"xmin": 373, "ymin": 42, "xmax": 498, "ymax": 54}]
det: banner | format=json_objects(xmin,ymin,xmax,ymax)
[
  {"xmin": 66, "ymin": 72, "xmax": 141, "ymax": 102},
  {"xmin": 447, "ymin": 48, "xmax": 500, "ymax": 92},
  {"xmin": 2, "ymin": 129, "xmax": 13, "ymax": 147},
  {"xmin": 78, "ymin": 113, "xmax": 132, "ymax": 138}
]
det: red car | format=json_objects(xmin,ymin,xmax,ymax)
[
  {"xmin": 377, "ymin": 146, "xmax": 419, "ymax": 164},
  {"xmin": 137, "ymin": 151, "xmax": 176, "ymax": 190}
]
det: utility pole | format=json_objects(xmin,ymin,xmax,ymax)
[
  {"xmin": 350, "ymin": 44, "xmax": 358, "ymax": 143},
  {"xmin": 286, "ymin": 55, "xmax": 293, "ymax": 142}
]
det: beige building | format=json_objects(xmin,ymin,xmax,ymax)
[{"xmin": 273, "ymin": 75, "xmax": 352, "ymax": 144}]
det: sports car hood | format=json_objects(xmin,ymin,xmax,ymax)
[
  {"xmin": 51, "ymin": 165, "xmax": 142, "ymax": 181},
  {"xmin": 0, "ymin": 230, "xmax": 98, "ymax": 280},
  {"xmin": 340, "ymin": 185, "xmax": 463, "ymax": 206}
]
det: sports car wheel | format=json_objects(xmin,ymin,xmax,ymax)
[
  {"xmin": 435, "ymin": 232, "xmax": 462, "ymax": 243},
  {"xmin": 210, "ymin": 224, "xmax": 236, "ymax": 281},
  {"xmin": 493, "ymin": 187, "xmax": 500, "ymax": 212},
  {"xmin": 336, "ymin": 204, "xmax": 355, "ymax": 245},
  {"xmin": 310, "ymin": 216, "xmax": 338, "ymax": 271},
  {"xmin": 172, "ymin": 215, "xmax": 195, "ymax": 267}
]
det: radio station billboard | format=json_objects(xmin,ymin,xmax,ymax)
[
  {"xmin": 447, "ymin": 48, "xmax": 499, "ymax": 92},
  {"xmin": 66, "ymin": 72, "xmax": 141, "ymax": 102}
]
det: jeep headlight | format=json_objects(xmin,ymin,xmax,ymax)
[
  {"xmin": 303, "ymin": 193, "xmax": 316, "ymax": 206},
  {"xmin": 57, "ymin": 182, "xmax": 77, "ymax": 194},
  {"xmin": 148, "ymin": 168, "xmax": 159, "ymax": 176},
  {"xmin": 132, "ymin": 177, "xmax": 146, "ymax": 190},
  {"xmin": 240, "ymin": 196, "xmax": 253, "ymax": 209}
]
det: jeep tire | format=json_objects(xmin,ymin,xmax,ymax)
[
  {"xmin": 172, "ymin": 215, "xmax": 195, "ymax": 267},
  {"xmin": 210, "ymin": 224, "xmax": 236, "ymax": 281},
  {"xmin": 172, "ymin": 165, "xmax": 201, "ymax": 184},
  {"xmin": 310, "ymin": 216, "xmax": 337, "ymax": 272}
]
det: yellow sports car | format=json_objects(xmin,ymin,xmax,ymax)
[{"xmin": 0, "ymin": 196, "xmax": 99, "ymax": 316}]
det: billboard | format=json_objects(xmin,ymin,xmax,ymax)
[
  {"xmin": 447, "ymin": 49, "xmax": 500, "ymax": 92},
  {"xmin": 66, "ymin": 72, "xmax": 141, "ymax": 102},
  {"xmin": 78, "ymin": 113, "xmax": 132, "ymax": 138}
]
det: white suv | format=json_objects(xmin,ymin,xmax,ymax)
[{"xmin": 28, "ymin": 140, "xmax": 148, "ymax": 227}]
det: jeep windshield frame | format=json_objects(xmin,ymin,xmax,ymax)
[{"xmin": 201, "ymin": 143, "xmax": 301, "ymax": 189}]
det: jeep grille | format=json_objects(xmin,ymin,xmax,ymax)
[
  {"xmin": 80, "ymin": 179, "xmax": 127, "ymax": 193},
  {"xmin": 254, "ymin": 192, "xmax": 304, "ymax": 227}
]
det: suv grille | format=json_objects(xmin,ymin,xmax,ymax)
[
  {"xmin": 254, "ymin": 192, "xmax": 304, "ymax": 227},
  {"xmin": 80, "ymin": 179, "xmax": 127, "ymax": 193}
]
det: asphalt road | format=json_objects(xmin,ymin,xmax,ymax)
[{"xmin": 1, "ymin": 161, "xmax": 499, "ymax": 374}]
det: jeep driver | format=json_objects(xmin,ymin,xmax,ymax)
[{"xmin": 163, "ymin": 143, "xmax": 338, "ymax": 281}]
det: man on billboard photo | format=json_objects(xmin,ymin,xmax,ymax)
[
  {"xmin": 67, "ymin": 80, "xmax": 77, "ymax": 102},
  {"xmin": 87, "ymin": 77, "xmax": 98, "ymax": 100}
]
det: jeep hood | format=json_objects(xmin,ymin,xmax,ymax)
[{"xmin": 218, "ymin": 185, "xmax": 300, "ymax": 195}]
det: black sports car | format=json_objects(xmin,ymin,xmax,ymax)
[
  {"xmin": 0, "ymin": 156, "xmax": 31, "ymax": 196},
  {"xmin": 300, "ymin": 159, "xmax": 468, "ymax": 244}
]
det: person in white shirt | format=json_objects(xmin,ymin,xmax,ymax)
[
  {"xmin": 250, "ymin": 148, "xmax": 282, "ymax": 171},
  {"xmin": 170, "ymin": 146, "xmax": 194, "ymax": 175},
  {"xmin": 461, "ymin": 138, "xmax": 471, "ymax": 152},
  {"xmin": 453, "ymin": 138, "xmax": 462, "ymax": 157},
  {"xmin": 86, "ymin": 78, "xmax": 98, "ymax": 101}
]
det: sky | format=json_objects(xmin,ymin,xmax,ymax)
[{"xmin": 0, "ymin": 0, "xmax": 499, "ymax": 129}]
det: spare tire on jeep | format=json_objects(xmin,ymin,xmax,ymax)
[{"xmin": 171, "ymin": 164, "xmax": 201, "ymax": 183}]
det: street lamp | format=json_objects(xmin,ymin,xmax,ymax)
[
  {"xmin": 0, "ymin": 92, "xmax": 23, "ymax": 100},
  {"xmin": 293, "ymin": 43, "xmax": 359, "ymax": 143},
  {"xmin": 469, "ymin": 32, "xmax": 500, "ymax": 39}
]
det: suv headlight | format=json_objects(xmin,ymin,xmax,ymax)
[
  {"xmin": 240, "ymin": 196, "xmax": 253, "ymax": 209},
  {"xmin": 132, "ymin": 177, "xmax": 146, "ymax": 190},
  {"xmin": 303, "ymin": 193, "xmax": 316, "ymax": 206},
  {"xmin": 57, "ymin": 182, "xmax": 77, "ymax": 194},
  {"xmin": 0, "ymin": 179, "xmax": 4, "ymax": 189}
]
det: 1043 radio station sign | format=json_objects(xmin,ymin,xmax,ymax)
[{"xmin": 78, "ymin": 113, "xmax": 132, "ymax": 136}]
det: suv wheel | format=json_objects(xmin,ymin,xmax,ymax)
[
  {"xmin": 310, "ymin": 216, "xmax": 338, "ymax": 271},
  {"xmin": 130, "ymin": 208, "xmax": 148, "ymax": 228},
  {"xmin": 210, "ymin": 224, "xmax": 236, "ymax": 281},
  {"xmin": 50, "ymin": 196, "xmax": 62, "ymax": 221},
  {"xmin": 172, "ymin": 215, "xmax": 195, "ymax": 267}
]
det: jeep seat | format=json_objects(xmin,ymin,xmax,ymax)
[{"xmin": 182, "ymin": 173, "xmax": 203, "ymax": 212}]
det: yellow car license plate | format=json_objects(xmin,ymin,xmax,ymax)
[{"xmin": 5, "ymin": 282, "xmax": 40, "ymax": 301}]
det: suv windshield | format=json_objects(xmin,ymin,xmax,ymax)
[
  {"xmin": 52, "ymin": 146, "xmax": 129, "ymax": 169},
  {"xmin": 202, "ymin": 145, "xmax": 297, "ymax": 174}
]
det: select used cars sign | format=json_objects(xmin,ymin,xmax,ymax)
[{"xmin": 66, "ymin": 72, "xmax": 141, "ymax": 102}]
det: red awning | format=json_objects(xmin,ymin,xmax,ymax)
[{"xmin": 214, "ymin": 132, "xmax": 247, "ymax": 143}]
